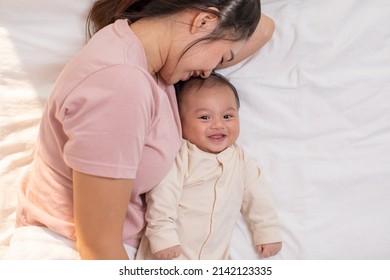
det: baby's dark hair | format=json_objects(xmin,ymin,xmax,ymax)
[{"xmin": 175, "ymin": 72, "xmax": 240, "ymax": 109}]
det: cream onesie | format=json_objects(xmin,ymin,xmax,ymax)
[{"xmin": 136, "ymin": 140, "xmax": 281, "ymax": 260}]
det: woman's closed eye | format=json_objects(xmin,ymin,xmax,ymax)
[{"xmin": 220, "ymin": 51, "xmax": 235, "ymax": 66}]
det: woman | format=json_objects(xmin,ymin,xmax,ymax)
[{"xmin": 5, "ymin": 0, "xmax": 275, "ymax": 260}]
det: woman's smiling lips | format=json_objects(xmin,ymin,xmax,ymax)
[{"xmin": 185, "ymin": 71, "xmax": 202, "ymax": 81}]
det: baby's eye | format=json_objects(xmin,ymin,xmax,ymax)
[
  {"xmin": 199, "ymin": 116, "xmax": 210, "ymax": 120},
  {"xmin": 223, "ymin": 114, "xmax": 233, "ymax": 119}
]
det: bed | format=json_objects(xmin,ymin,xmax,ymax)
[{"xmin": 1, "ymin": 0, "xmax": 390, "ymax": 260}]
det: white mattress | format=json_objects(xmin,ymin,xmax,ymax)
[{"xmin": 1, "ymin": 0, "xmax": 390, "ymax": 259}]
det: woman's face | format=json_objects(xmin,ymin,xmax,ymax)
[{"xmin": 159, "ymin": 38, "xmax": 245, "ymax": 84}]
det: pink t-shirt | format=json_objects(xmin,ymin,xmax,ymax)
[{"xmin": 16, "ymin": 19, "xmax": 182, "ymax": 248}]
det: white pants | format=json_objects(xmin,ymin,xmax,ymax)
[{"xmin": 3, "ymin": 226, "xmax": 137, "ymax": 260}]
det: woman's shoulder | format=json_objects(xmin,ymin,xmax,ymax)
[{"xmin": 80, "ymin": 19, "xmax": 148, "ymax": 71}]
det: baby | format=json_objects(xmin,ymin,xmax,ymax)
[{"xmin": 136, "ymin": 73, "xmax": 282, "ymax": 260}]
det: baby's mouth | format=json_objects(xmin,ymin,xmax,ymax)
[{"xmin": 208, "ymin": 134, "xmax": 227, "ymax": 142}]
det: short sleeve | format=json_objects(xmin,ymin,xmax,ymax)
[{"xmin": 61, "ymin": 64, "xmax": 154, "ymax": 179}]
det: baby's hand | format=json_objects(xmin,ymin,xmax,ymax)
[
  {"xmin": 256, "ymin": 242, "xmax": 282, "ymax": 258},
  {"xmin": 154, "ymin": 245, "xmax": 181, "ymax": 260}
]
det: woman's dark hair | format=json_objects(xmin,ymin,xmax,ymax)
[
  {"xmin": 87, "ymin": 0, "xmax": 261, "ymax": 43},
  {"xmin": 175, "ymin": 72, "xmax": 240, "ymax": 110}
]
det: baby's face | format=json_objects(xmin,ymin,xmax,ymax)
[{"xmin": 180, "ymin": 83, "xmax": 240, "ymax": 154}]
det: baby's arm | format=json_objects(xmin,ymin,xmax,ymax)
[
  {"xmin": 143, "ymin": 144, "xmax": 188, "ymax": 259},
  {"xmin": 241, "ymin": 148, "xmax": 283, "ymax": 259},
  {"xmin": 154, "ymin": 245, "xmax": 181, "ymax": 260},
  {"xmin": 145, "ymin": 179, "xmax": 182, "ymax": 259},
  {"xmin": 256, "ymin": 242, "xmax": 282, "ymax": 258}
]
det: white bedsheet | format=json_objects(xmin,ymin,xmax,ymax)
[{"xmin": 1, "ymin": 0, "xmax": 390, "ymax": 259}]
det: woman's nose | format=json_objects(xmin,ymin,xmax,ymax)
[{"xmin": 200, "ymin": 70, "xmax": 212, "ymax": 79}]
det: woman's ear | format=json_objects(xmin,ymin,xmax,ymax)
[{"xmin": 190, "ymin": 7, "xmax": 219, "ymax": 34}]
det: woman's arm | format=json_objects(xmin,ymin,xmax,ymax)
[
  {"xmin": 73, "ymin": 170, "xmax": 132, "ymax": 259},
  {"xmin": 217, "ymin": 14, "xmax": 275, "ymax": 69}
]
